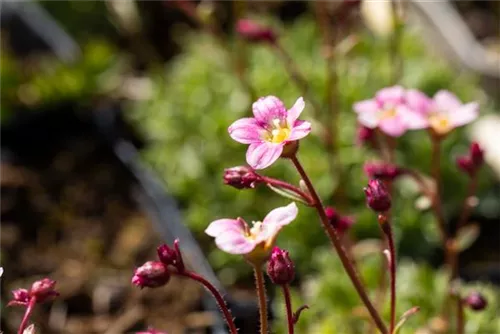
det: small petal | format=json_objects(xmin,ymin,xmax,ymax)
[
  {"xmin": 379, "ymin": 117, "xmax": 407, "ymax": 137},
  {"xmin": 353, "ymin": 99, "xmax": 379, "ymax": 114},
  {"xmin": 433, "ymin": 90, "xmax": 462, "ymax": 111},
  {"xmin": 205, "ymin": 219, "xmax": 246, "ymax": 237},
  {"xmin": 215, "ymin": 231, "xmax": 256, "ymax": 254},
  {"xmin": 263, "ymin": 202, "xmax": 298, "ymax": 228},
  {"xmin": 375, "ymin": 86, "xmax": 405, "ymax": 105},
  {"xmin": 450, "ymin": 102, "xmax": 479, "ymax": 127},
  {"xmin": 406, "ymin": 89, "xmax": 432, "ymax": 114},
  {"xmin": 228, "ymin": 118, "xmax": 264, "ymax": 144},
  {"xmin": 246, "ymin": 142, "xmax": 283, "ymax": 170},
  {"xmin": 357, "ymin": 110, "xmax": 379, "ymax": 128},
  {"xmin": 288, "ymin": 120, "xmax": 311, "ymax": 141},
  {"xmin": 286, "ymin": 97, "xmax": 305, "ymax": 125},
  {"xmin": 252, "ymin": 96, "xmax": 286, "ymax": 125},
  {"xmin": 399, "ymin": 105, "xmax": 429, "ymax": 129}
]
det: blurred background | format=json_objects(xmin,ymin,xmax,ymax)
[{"xmin": 1, "ymin": 1, "xmax": 499, "ymax": 333}]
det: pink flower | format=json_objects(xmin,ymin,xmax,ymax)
[
  {"xmin": 406, "ymin": 89, "xmax": 479, "ymax": 135},
  {"xmin": 354, "ymin": 86, "xmax": 415, "ymax": 137},
  {"xmin": 228, "ymin": 96, "xmax": 311, "ymax": 169},
  {"xmin": 205, "ymin": 203, "xmax": 298, "ymax": 262}
]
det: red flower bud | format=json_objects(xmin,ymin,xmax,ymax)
[
  {"xmin": 8, "ymin": 288, "xmax": 30, "ymax": 307},
  {"xmin": 470, "ymin": 142, "xmax": 484, "ymax": 167},
  {"xmin": 356, "ymin": 125, "xmax": 375, "ymax": 147},
  {"xmin": 157, "ymin": 239, "xmax": 184, "ymax": 272},
  {"xmin": 132, "ymin": 261, "xmax": 170, "ymax": 289},
  {"xmin": 364, "ymin": 179, "xmax": 391, "ymax": 212},
  {"xmin": 325, "ymin": 206, "xmax": 355, "ymax": 235},
  {"xmin": 223, "ymin": 166, "xmax": 261, "ymax": 189},
  {"xmin": 364, "ymin": 162, "xmax": 403, "ymax": 181},
  {"xmin": 456, "ymin": 156, "xmax": 475, "ymax": 176},
  {"xmin": 30, "ymin": 278, "xmax": 59, "ymax": 303},
  {"xmin": 236, "ymin": 19, "xmax": 277, "ymax": 44},
  {"xmin": 463, "ymin": 292, "xmax": 487, "ymax": 311},
  {"xmin": 267, "ymin": 247, "xmax": 295, "ymax": 285}
]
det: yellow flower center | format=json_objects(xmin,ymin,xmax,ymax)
[
  {"xmin": 379, "ymin": 107, "xmax": 397, "ymax": 120},
  {"xmin": 247, "ymin": 221, "xmax": 263, "ymax": 240},
  {"xmin": 266, "ymin": 119, "xmax": 290, "ymax": 144},
  {"xmin": 428, "ymin": 114, "xmax": 451, "ymax": 135}
]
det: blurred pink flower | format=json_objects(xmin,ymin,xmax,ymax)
[
  {"xmin": 236, "ymin": 19, "xmax": 277, "ymax": 44},
  {"xmin": 228, "ymin": 96, "xmax": 311, "ymax": 169},
  {"xmin": 205, "ymin": 203, "xmax": 298, "ymax": 257},
  {"xmin": 354, "ymin": 86, "xmax": 415, "ymax": 137},
  {"xmin": 406, "ymin": 89, "xmax": 479, "ymax": 135}
]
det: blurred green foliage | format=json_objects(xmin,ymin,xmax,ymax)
[{"xmin": 128, "ymin": 15, "xmax": 496, "ymax": 277}]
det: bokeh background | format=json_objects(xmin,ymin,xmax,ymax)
[{"xmin": 1, "ymin": 1, "xmax": 499, "ymax": 333}]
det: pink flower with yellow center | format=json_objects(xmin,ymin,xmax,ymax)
[
  {"xmin": 205, "ymin": 203, "xmax": 298, "ymax": 263},
  {"xmin": 406, "ymin": 89, "xmax": 479, "ymax": 136},
  {"xmin": 228, "ymin": 96, "xmax": 311, "ymax": 169},
  {"xmin": 354, "ymin": 86, "xmax": 416, "ymax": 137}
]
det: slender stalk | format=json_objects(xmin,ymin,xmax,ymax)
[
  {"xmin": 259, "ymin": 175, "xmax": 314, "ymax": 206},
  {"xmin": 253, "ymin": 266, "xmax": 269, "ymax": 334},
  {"xmin": 457, "ymin": 296, "xmax": 465, "ymax": 334},
  {"xmin": 282, "ymin": 284, "xmax": 295, "ymax": 334},
  {"xmin": 18, "ymin": 297, "xmax": 37, "ymax": 334},
  {"xmin": 379, "ymin": 215, "xmax": 397, "ymax": 334},
  {"xmin": 430, "ymin": 137, "xmax": 448, "ymax": 245},
  {"xmin": 455, "ymin": 173, "xmax": 479, "ymax": 233},
  {"xmin": 290, "ymin": 155, "xmax": 388, "ymax": 334},
  {"xmin": 178, "ymin": 271, "xmax": 238, "ymax": 334}
]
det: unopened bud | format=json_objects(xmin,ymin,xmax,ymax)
[
  {"xmin": 364, "ymin": 179, "xmax": 391, "ymax": 212},
  {"xmin": 30, "ymin": 278, "xmax": 59, "ymax": 302},
  {"xmin": 325, "ymin": 206, "xmax": 355, "ymax": 235},
  {"xmin": 356, "ymin": 125, "xmax": 375, "ymax": 147},
  {"xmin": 223, "ymin": 166, "xmax": 261, "ymax": 189},
  {"xmin": 157, "ymin": 239, "xmax": 184, "ymax": 272},
  {"xmin": 456, "ymin": 156, "xmax": 474, "ymax": 176},
  {"xmin": 267, "ymin": 247, "xmax": 295, "ymax": 285},
  {"xmin": 8, "ymin": 288, "xmax": 30, "ymax": 307},
  {"xmin": 364, "ymin": 162, "xmax": 403, "ymax": 181},
  {"xmin": 470, "ymin": 142, "xmax": 484, "ymax": 167},
  {"xmin": 236, "ymin": 19, "xmax": 277, "ymax": 44},
  {"xmin": 132, "ymin": 261, "xmax": 170, "ymax": 289},
  {"xmin": 463, "ymin": 292, "xmax": 487, "ymax": 311}
]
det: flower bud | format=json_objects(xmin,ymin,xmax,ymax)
[
  {"xmin": 356, "ymin": 125, "xmax": 375, "ymax": 147},
  {"xmin": 325, "ymin": 206, "xmax": 355, "ymax": 235},
  {"xmin": 30, "ymin": 278, "xmax": 59, "ymax": 302},
  {"xmin": 364, "ymin": 179, "xmax": 391, "ymax": 212},
  {"xmin": 456, "ymin": 156, "xmax": 474, "ymax": 176},
  {"xmin": 463, "ymin": 292, "xmax": 487, "ymax": 311},
  {"xmin": 132, "ymin": 261, "xmax": 170, "ymax": 289},
  {"xmin": 364, "ymin": 162, "xmax": 403, "ymax": 181},
  {"xmin": 267, "ymin": 247, "xmax": 295, "ymax": 285},
  {"xmin": 157, "ymin": 239, "xmax": 184, "ymax": 272},
  {"xmin": 236, "ymin": 19, "xmax": 277, "ymax": 44},
  {"xmin": 470, "ymin": 142, "xmax": 484, "ymax": 167},
  {"xmin": 223, "ymin": 166, "xmax": 261, "ymax": 189},
  {"xmin": 8, "ymin": 288, "xmax": 30, "ymax": 306}
]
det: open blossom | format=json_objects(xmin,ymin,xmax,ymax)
[
  {"xmin": 354, "ymin": 86, "xmax": 418, "ymax": 137},
  {"xmin": 228, "ymin": 96, "xmax": 311, "ymax": 169},
  {"xmin": 406, "ymin": 89, "xmax": 479, "ymax": 136},
  {"xmin": 205, "ymin": 203, "xmax": 298, "ymax": 262}
]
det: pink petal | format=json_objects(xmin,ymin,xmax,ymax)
[
  {"xmin": 353, "ymin": 99, "xmax": 379, "ymax": 114},
  {"xmin": 433, "ymin": 90, "xmax": 462, "ymax": 112},
  {"xmin": 379, "ymin": 117, "xmax": 407, "ymax": 137},
  {"xmin": 263, "ymin": 202, "xmax": 298, "ymax": 228},
  {"xmin": 215, "ymin": 231, "xmax": 256, "ymax": 254},
  {"xmin": 357, "ymin": 110, "xmax": 379, "ymax": 128},
  {"xmin": 450, "ymin": 102, "xmax": 479, "ymax": 127},
  {"xmin": 205, "ymin": 218, "xmax": 246, "ymax": 237},
  {"xmin": 228, "ymin": 118, "xmax": 264, "ymax": 144},
  {"xmin": 375, "ymin": 86, "xmax": 405, "ymax": 105},
  {"xmin": 286, "ymin": 97, "xmax": 305, "ymax": 125},
  {"xmin": 288, "ymin": 120, "xmax": 311, "ymax": 141},
  {"xmin": 252, "ymin": 96, "xmax": 286, "ymax": 125},
  {"xmin": 406, "ymin": 89, "xmax": 432, "ymax": 115},
  {"xmin": 246, "ymin": 142, "xmax": 283, "ymax": 170},
  {"xmin": 398, "ymin": 105, "xmax": 429, "ymax": 130}
]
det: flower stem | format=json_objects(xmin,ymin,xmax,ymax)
[
  {"xmin": 259, "ymin": 175, "xmax": 314, "ymax": 205},
  {"xmin": 430, "ymin": 137, "xmax": 448, "ymax": 246},
  {"xmin": 379, "ymin": 214, "xmax": 397, "ymax": 334},
  {"xmin": 282, "ymin": 284, "xmax": 295, "ymax": 334},
  {"xmin": 253, "ymin": 265, "xmax": 269, "ymax": 334},
  {"xmin": 290, "ymin": 155, "xmax": 388, "ymax": 334},
  {"xmin": 457, "ymin": 295, "xmax": 465, "ymax": 334},
  {"xmin": 178, "ymin": 271, "xmax": 238, "ymax": 334},
  {"xmin": 18, "ymin": 297, "xmax": 37, "ymax": 334}
]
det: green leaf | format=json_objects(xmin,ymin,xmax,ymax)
[
  {"xmin": 454, "ymin": 224, "xmax": 480, "ymax": 252},
  {"xmin": 394, "ymin": 306, "xmax": 420, "ymax": 334},
  {"xmin": 266, "ymin": 184, "xmax": 309, "ymax": 205}
]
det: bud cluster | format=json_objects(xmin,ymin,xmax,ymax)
[
  {"xmin": 325, "ymin": 207, "xmax": 356, "ymax": 235},
  {"xmin": 364, "ymin": 179, "xmax": 392, "ymax": 212},
  {"xmin": 8, "ymin": 278, "xmax": 59, "ymax": 307}
]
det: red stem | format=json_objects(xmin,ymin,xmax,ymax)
[
  {"xmin": 259, "ymin": 175, "xmax": 314, "ymax": 205},
  {"xmin": 18, "ymin": 297, "xmax": 37, "ymax": 334},
  {"xmin": 455, "ymin": 173, "xmax": 479, "ymax": 233},
  {"xmin": 430, "ymin": 138, "xmax": 448, "ymax": 246},
  {"xmin": 457, "ymin": 296, "xmax": 465, "ymax": 334},
  {"xmin": 282, "ymin": 284, "xmax": 294, "ymax": 334},
  {"xmin": 178, "ymin": 271, "xmax": 238, "ymax": 334},
  {"xmin": 290, "ymin": 155, "xmax": 388, "ymax": 334},
  {"xmin": 253, "ymin": 266, "xmax": 269, "ymax": 334},
  {"xmin": 380, "ymin": 215, "xmax": 397, "ymax": 334}
]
